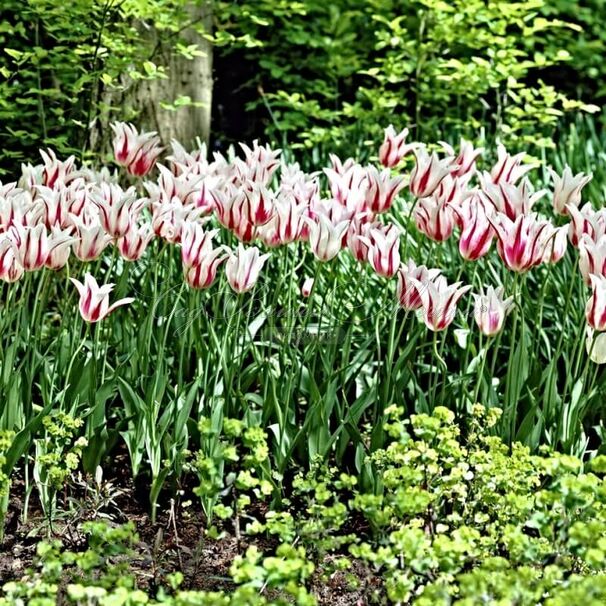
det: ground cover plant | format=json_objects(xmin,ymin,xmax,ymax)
[{"xmin": 1, "ymin": 115, "xmax": 606, "ymax": 602}]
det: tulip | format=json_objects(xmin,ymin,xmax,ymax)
[
  {"xmin": 413, "ymin": 275, "xmax": 472, "ymax": 332},
  {"xmin": 248, "ymin": 184, "xmax": 276, "ymax": 226},
  {"xmin": 181, "ymin": 222, "xmax": 220, "ymax": 269},
  {"xmin": 364, "ymin": 167, "xmax": 405, "ymax": 214},
  {"xmin": 70, "ymin": 273, "xmax": 134, "ymax": 323},
  {"xmin": 185, "ymin": 247, "xmax": 227, "ymax": 289},
  {"xmin": 542, "ymin": 225, "xmax": 568, "ymax": 264},
  {"xmin": 379, "ymin": 125, "xmax": 415, "ymax": 168},
  {"xmin": 0, "ymin": 236, "xmax": 23, "ymax": 283},
  {"xmin": 586, "ymin": 274, "xmax": 606, "ymax": 331},
  {"xmin": 441, "ymin": 138, "xmax": 483, "ymax": 179},
  {"xmin": 301, "ymin": 277, "xmax": 314, "ymax": 297},
  {"xmin": 40, "ymin": 149, "xmax": 76, "ymax": 189},
  {"xmin": 324, "ymin": 163, "xmax": 367, "ymax": 210},
  {"xmin": 238, "ymin": 140, "xmax": 281, "ymax": 185},
  {"xmin": 409, "ymin": 149, "xmax": 453, "ymax": 198},
  {"xmin": 479, "ymin": 178, "xmax": 545, "ymax": 220},
  {"xmin": 414, "ymin": 195, "xmax": 455, "ymax": 242},
  {"xmin": 362, "ymin": 226, "xmax": 401, "ymax": 278},
  {"xmin": 549, "ymin": 166, "xmax": 592, "ymax": 216},
  {"xmin": 489, "ymin": 212, "xmax": 552, "ymax": 272},
  {"xmin": 9, "ymin": 224, "xmax": 49, "ymax": 271},
  {"xmin": 396, "ymin": 260, "xmax": 441, "ymax": 311},
  {"xmin": 70, "ymin": 214, "xmax": 113, "ymax": 262},
  {"xmin": 225, "ymin": 244, "xmax": 270, "ymax": 293},
  {"xmin": 305, "ymin": 213, "xmax": 350, "ymax": 262},
  {"xmin": 111, "ymin": 122, "xmax": 163, "ymax": 177},
  {"xmin": 44, "ymin": 226, "xmax": 76, "ymax": 270},
  {"xmin": 258, "ymin": 194, "xmax": 306, "ymax": 247},
  {"xmin": 93, "ymin": 183, "xmax": 144, "ymax": 238},
  {"xmin": 567, "ymin": 203, "xmax": 606, "ymax": 247},
  {"xmin": 454, "ymin": 197, "xmax": 494, "ymax": 261},
  {"xmin": 487, "ymin": 144, "xmax": 535, "ymax": 185},
  {"xmin": 215, "ymin": 190, "xmax": 257, "ymax": 243},
  {"xmin": 118, "ymin": 224, "xmax": 154, "ymax": 262},
  {"xmin": 585, "ymin": 326, "xmax": 606, "ymax": 364},
  {"xmin": 579, "ymin": 234, "xmax": 606, "ymax": 284},
  {"xmin": 347, "ymin": 216, "xmax": 373, "ymax": 262},
  {"xmin": 472, "ymin": 286, "xmax": 514, "ymax": 336}
]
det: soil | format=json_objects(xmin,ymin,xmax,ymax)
[{"xmin": 0, "ymin": 453, "xmax": 380, "ymax": 605}]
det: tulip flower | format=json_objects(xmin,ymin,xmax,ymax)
[
  {"xmin": 40, "ymin": 149, "xmax": 76, "ymax": 189},
  {"xmin": 347, "ymin": 216, "xmax": 373, "ymax": 262},
  {"xmin": 489, "ymin": 212, "xmax": 552, "ymax": 272},
  {"xmin": 549, "ymin": 166, "xmax": 592, "ymax": 216},
  {"xmin": 586, "ymin": 274, "xmax": 606, "ymax": 331},
  {"xmin": 9, "ymin": 223, "xmax": 71, "ymax": 272},
  {"xmin": 44, "ymin": 226, "xmax": 76, "ymax": 270},
  {"xmin": 413, "ymin": 275, "xmax": 472, "ymax": 332},
  {"xmin": 301, "ymin": 277, "xmax": 314, "ymax": 297},
  {"xmin": 362, "ymin": 226, "xmax": 401, "ymax": 278},
  {"xmin": 248, "ymin": 184, "xmax": 276, "ymax": 226},
  {"xmin": 215, "ymin": 190, "xmax": 257, "ymax": 243},
  {"xmin": 111, "ymin": 122, "xmax": 163, "ymax": 177},
  {"xmin": 71, "ymin": 214, "xmax": 113, "ymax": 262},
  {"xmin": 324, "ymin": 163, "xmax": 367, "ymax": 210},
  {"xmin": 441, "ymin": 138, "xmax": 483, "ymax": 179},
  {"xmin": 487, "ymin": 144, "xmax": 535, "ymax": 185},
  {"xmin": 93, "ymin": 183, "xmax": 144, "ymax": 238},
  {"xmin": 258, "ymin": 194, "xmax": 306, "ymax": 247},
  {"xmin": 585, "ymin": 326, "xmax": 606, "ymax": 364},
  {"xmin": 567, "ymin": 203, "xmax": 606, "ymax": 247},
  {"xmin": 579, "ymin": 234, "xmax": 606, "ymax": 284},
  {"xmin": 379, "ymin": 125, "xmax": 416, "ymax": 168},
  {"xmin": 181, "ymin": 222, "xmax": 219, "ymax": 269},
  {"xmin": 409, "ymin": 149, "xmax": 453, "ymax": 199},
  {"xmin": 0, "ymin": 236, "xmax": 23, "ymax": 283},
  {"xmin": 305, "ymin": 213, "xmax": 350, "ymax": 262},
  {"xmin": 118, "ymin": 224, "xmax": 154, "ymax": 262},
  {"xmin": 472, "ymin": 286, "xmax": 514, "ymax": 336},
  {"xmin": 225, "ymin": 244, "xmax": 270, "ymax": 293},
  {"xmin": 70, "ymin": 273, "xmax": 134, "ymax": 323},
  {"xmin": 414, "ymin": 195, "xmax": 455, "ymax": 242},
  {"xmin": 542, "ymin": 225, "xmax": 568, "ymax": 264},
  {"xmin": 185, "ymin": 246, "xmax": 227, "ymax": 289},
  {"xmin": 364, "ymin": 167, "xmax": 405, "ymax": 214},
  {"xmin": 396, "ymin": 260, "xmax": 441, "ymax": 311},
  {"xmin": 452, "ymin": 196, "xmax": 494, "ymax": 261},
  {"xmin": 479, "ymin": 178, "xmax": 545, "ymax": 220}
]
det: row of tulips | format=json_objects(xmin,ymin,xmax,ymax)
[{"xmin": 1, "ymin": 122, "xmax": 603, "ymax": 350}]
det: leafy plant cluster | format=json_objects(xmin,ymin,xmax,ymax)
[
  {"xmin": 4, "ymin": 407, "xmax": 606, "ymax": 604},
  {"xmin": 0, "ymin": 0, "xmax": 205, "ymax": 174},
  {"xmin": 214, "ymin": 0, "xmax": 600, "ymax": 155}
]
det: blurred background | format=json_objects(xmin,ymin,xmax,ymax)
[{"xmin": 1, "ymin": 0, "xmax": 606, "ymax": 174}]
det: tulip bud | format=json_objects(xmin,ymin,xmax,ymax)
[
  {"xmin": 362, "ymin": 226, "xmax": 401, "ymax": 278},
  {"xmin": 454, "ymin": 197, "xmax": 494, "ymax": 261},
  {"xmin": 586, "ymin": 274, "xmax": 606, "ymax": 332},
  {"xmin": 301, "ymin": 277, "xmax": 314, "ymax": 297}
]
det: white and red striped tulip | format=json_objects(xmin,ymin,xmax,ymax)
[
  {"xmin": 44, "ymin": 226, "xmax": 76, "ymax": 270},
  {"xmin": 364, "ymin": 167, "xmax": 405, "ymax": 214},
  {"xmin": 0, "ymin": 236, "xmax": 23, "ymax": 283},
  {"xmin": 258, "ymin": 194, "xmax": 306, "ymax": 247},
  {"xmin": 117, "ymin": 223, "xmax": 154, "ymax": 262},
  {"xmin": 489, "ymin": 212, "xmax": 551, "ymax": 272},
  {"xmin": 70, "ymin": 273, "xmax": 134, "ymax": 323},
  {"xmin": 70, "ymin": 214, "xmax": 113, "ymax": 262},
  {"xmin": 454, "ymin": 197, "xmax": 494, "ymax": 261},
  {"xmin": 181, "ymin": 222, "xmax": 219, "ymax": 269},
  {"xmin": 486, "ymin": 144, "xmax": 535, "ymax": 185},
  {"xmin": 225, "ymin": 244, "xmax": 270, "ymax": 293},
  {"xmin": 94, "ymin": 183, "xmax": 144, "ymax": 238},
  {"xmin": 479, "ymin": 178, "xmax": 545, "ymax": 220},
  {"xmin": 549, "ymin": 166, "xmax": 592, "ymax": 216},
  {"xmin": 413, "ymin": 275, "xmax": 472, "ymax": 332},
  {"xmin": 472, "ymin": 286, "xmax": 514, "ymax": 337},
  {"xmin": 586, "ymin": 274, "xmax": 606, "ymax": 332},
  {"xmin": 441, "ymin": 138, "xmax": 483, "ymax": 179},
  {"xmin": 111, "ymin": 122, "xmax": 162, "ymax": 177},
  {"xmin": 362, "ymin": 225, "xmax": 401, "ymax": 278},
  {"xmin": 542, "ymin": 225, "xmax": 568, "ymax": 264},
  {"xmin": 379, "ymin": 125, "xmax": 416, "ymax": 168},
  {"xmin": 184, "ymin": 245, "xmax": 227, "ymax": 289},
  {"xmin": 409, "ymin": 149, "xmax": 454, "ymax": 199},
  {"xmin": 414, "ymin": 195, "xmax": 455, "ymax": 242},
  {"xmin": 396, "ymin": 260, "xmax": 441, "ymax": 311},
  {"xmin": 579, "ymin": 234, "xmax": 606, "ymax": 284},
  {"xmin": 305, "ymin": 213, "xmax": 350, "ymax": 262},
  {"xmin": 40, "ymin": 149, "xmax": 76, "ymax": 189}
]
